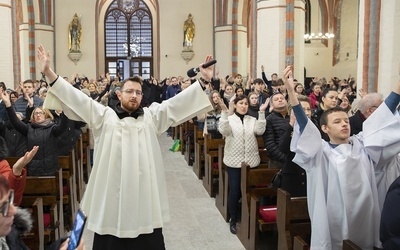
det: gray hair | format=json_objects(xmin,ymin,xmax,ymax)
[{"xmin": 359, "ymin": 93, "xmax": 384, "ymax": 115}]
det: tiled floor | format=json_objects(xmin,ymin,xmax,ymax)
[{"xmin": 81, "ymin": 132, "xmax": 246, "ymax": 249}]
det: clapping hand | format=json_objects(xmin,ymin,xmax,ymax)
[
  {"xmin": 259, "ymin": 97, "xmax": 270, "ymax": 112},
  {"xmin": 1, "ymin": 90, "xmax": 11, "ymax": 108}
]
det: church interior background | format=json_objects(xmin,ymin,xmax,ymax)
[{"xmin": 1, "ymin": 0, "xmax": 399, "ymax": 96}]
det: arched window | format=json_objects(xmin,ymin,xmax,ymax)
[{"xmin": 105, "ymin": 0, "xmax": 152, "ymax": 80}]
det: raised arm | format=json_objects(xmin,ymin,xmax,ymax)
[
  {"xmin": 282, "ymin": 66, "xmax": 308, "ymax": 132},
  {"xmin": 37, "ymin": 45, "xmax": 58, "ymax": 83}
]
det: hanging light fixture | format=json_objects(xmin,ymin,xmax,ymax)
[
  {"xmin": 304, "ymin": 32, "xmax": 334, "ymax": 41},
  {"xmin": 117, "ymin": 0, "xmax": 139, "ymax": 14},
  {"xmin": 304, "ymin": 7, "xmax": 334, "ymax": 41}
]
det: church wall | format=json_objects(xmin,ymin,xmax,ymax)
[
  {"xmin": 378, "ymin": 0, "xmax": 400, "ymax": 96},
  {"xmin": 53, "ymin": 1, "xmax": 97, "ymax": 80},
  {"xmin": 0, "ymin": 0, "xmax": 14, "ymax": 86},
  {"xmin": 50, "ymin": 0, "xmax": 213, "ymax": 80},
  {"xmin": 215, "ymin": 26, "xmax": 233, "ymax": 77},
  {"xmin": 158, "ymin": 0, "xmax": 213, "ymax": 78}
]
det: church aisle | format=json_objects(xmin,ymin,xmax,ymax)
[{"xmin": 82, "ymin": 132, "xmax": 245, "ymax": 250}]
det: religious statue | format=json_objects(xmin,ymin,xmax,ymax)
[
  {"xmin": 183, "ymin": 13, "xmax": 195, "ymax": 50},
  {"xmin": 68, "ymin": 13, "xmax": 82, "ymax": 52}
]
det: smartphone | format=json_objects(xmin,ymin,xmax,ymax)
[{"xmin": 68, "ymin": 209, "xmax": 87, "ymax": 250}]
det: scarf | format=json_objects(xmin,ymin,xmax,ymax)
[{"xmin": 34, "ymin": 118, "xmax": 53, "ymax": 126}]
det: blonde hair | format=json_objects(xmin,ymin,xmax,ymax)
[{"xmin": 30, "ymin": 107, "xmax": 54, "ymax": 123}]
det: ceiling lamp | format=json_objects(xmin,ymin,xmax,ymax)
[{"xmin": 304, "ymin": 32, "xmax": 335, "ymax": 41}]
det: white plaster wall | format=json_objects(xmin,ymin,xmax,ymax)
[
  {"xmin": 158, "ymin": 0, "xmax": 213, "ymax": 78},
  {"xmin": 19, "ymin": 26, "xmax": 30, "ymax": 82},
  {"xmin": 237, "ymin": 25, "xmax": 248, "ymax": 76},
  {"xmin": 215, "ymin": 26, "xmax": 233, "ymax": 77},
  {"xmin": 378, "ymin": 0, "xmax": 400, "ymax": 96},
  {"xmin": 257, "ymin": 0, "xmax": 286, "ymax": 79},
  {"xmin": 0, "ymin": 0, "xmax": 13, "ymax": 86},
  {"xmin": 53, "ymin": 1, "xmax": 97, "ymax": 79}
]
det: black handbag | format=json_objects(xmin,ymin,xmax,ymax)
[{"xmin": 271, "ymin": 170, "xmax": 282, "ymax": 189}]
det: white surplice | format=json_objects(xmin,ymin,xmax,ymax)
[
  {"xmin": 290, "ymin": 103, "xmax": 400, "ymax": 250},
  {"xmin": 44, "ymin": 77, "xmax": 212, "ymax": 238}
]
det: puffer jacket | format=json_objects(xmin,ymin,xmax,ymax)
[
  {"xmin": 6, "ymin": 107, "xmax": 69, "ymax": 176},
  {"xmin": 218, "ymin": 111, "xmax": 266, "ymax": 168}
]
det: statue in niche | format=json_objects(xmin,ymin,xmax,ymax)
[
  {"xmin": 183, "ymin": 13, "xmax": 195, "ymax": 50},
  {"xmin": 68, "ymin": 13, "xmax": 82, "ymax": 52}
]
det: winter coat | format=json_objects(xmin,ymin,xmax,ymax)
[
  {"xmin": 6, "ymin": 107, "xmax": 69, "ymax": 176},
  {"xmin": 218, "ymin": 111, "xmax": 266, "ymax": 168},
  {"xmin": 0, "ymin": 121, "xmax": 27, "ymax": 157},
  {"xmin": 263, "ymin": 110, "xmax": 290, "ymax": 163}
]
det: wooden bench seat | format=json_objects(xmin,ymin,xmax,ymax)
[
  {"xmin": 276, "ymin": 188, "xmax": 310, "ymax": 250},
  {"xmin": 238, "ymin": 163, "xmax": 279, "ymax": 249},
  {"xmin": 203, "ymin": 135, "xmax": 224, "ymax": 197},
  {"xmin": 193, "ymin": 123, "xmax": 205, "ymax": 179},
  {"xmin": 215, "ymin": 144, "xmax": 229, "ymax": 222},
  {"xmin": 20, "ymin": 197, "xmax": 45, "ymax": 250},
  {"xmin": 20, "ymin": 168, "xmax": 65, "ymax": 244},
  {"xmin": 183, "ymin": 121, "xmax": 195, "ymax": 166}
]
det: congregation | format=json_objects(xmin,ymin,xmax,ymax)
[{"xmin": 0, "ymin": 50, "xmax": 400, "ymax": 250}]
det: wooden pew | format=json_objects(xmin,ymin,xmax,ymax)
[
  {"xmin": 193, "ymin": 123, "xmax": 205, "ymax": 179},
  {"xmin": 293, "ymin": 236, "xmax": 309, "ymax": 250},
  {"xmin": 342, "ymin": 240, "xmax": 362, "ymax": 250},
  {"xmin": 276, "ymin": 188, "xmax": 310, "ymax": 250},
  {"xmin": 202, "ymin": 135, "xmax": 224, "ymax": 197},
  {"xmin": 4, "ymin": 156, "xmax": 18, "ymax": 167},
  {"xmin": 20, "ymin": 197, "xmax": 45, "ymax": 250},
  {"xmin": 183, "ymin": 121, "xmax": 195, "ymax": 166},
  {"xmin": 179, "ymin": 122, "xmax": 185, "ymax": 155},
  {"xmin": 59, "ymin": 152, "xmax": 78, "ymax": 228},
  {"xmin": 21, "ymin": 168, "xmax": 65, "ymax": 243},
  {"xmin": 215, "ymin": 144, "xmax": 229, "ymax": 222},
  {"xmin": 238, "ymin": 163, "xmax": 279, "ymax": 249}
]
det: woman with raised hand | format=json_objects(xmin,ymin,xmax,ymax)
[
  {"xmin": 1, "ymin": 91, "xmax": 69, "ymax": 176},
  {"xmin": 218, "ymin": 94, "xmax": 268, "ymax": 234}
]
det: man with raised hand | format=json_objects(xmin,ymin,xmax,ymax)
[
  {"xmin": 37, "ymin": 44, "xmax": 213, "ymax": 249},
  {"xmin": 283, "ymin": 65, "xmax": 400, "ymax": 250}
]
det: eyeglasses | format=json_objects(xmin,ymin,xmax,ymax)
[
  {"xmin": 121, "ymin": 89, "xmax": 143, "ymax": 96},
  {"xmin": 0, "ymin": 190, "xmax": 14, "ymax": 217},
  {"xmin": 34, "ymin": 111, "xmax": 45, "ymax": 116}
]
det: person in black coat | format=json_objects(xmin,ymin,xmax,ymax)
[
  {"xmin": 263, "ymin": 92, "xmax": 289, "ymax": 169},
  {"xmin": 349, "ymin": 92, "xmax": 383, "ymax": 136},
  {"xmin": 2, "ymin": 91, "xmax": 69, "ymax": 176},
  {"xmin": 380, "ymin": 173, "xmax": 400, "ymax": 250},
  {"xmin": 277, "ymin": 95, "xmax": 310, "ymax": 197},
  {"xmin": 0, "ymin": 114, "xmax": 27, "ymax": 157}
]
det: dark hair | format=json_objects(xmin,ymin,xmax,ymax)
[
  {"xmin": 23, "ymin": 79, "xmax": 34, "ymax": 86},
  {"xmin": 235, "ymin": 87, "xmax": 244, "ymax": 95},
  {"xmin": 233, "ymin": 94, "xmax": 249, "ymax": 105},
  {"xmin": 253, "ymin": 78, "xmax": 264, "ymax": 85},
  {"xmin": 0, "ymin": 82, "xmax": 6, "ymax": 90},
  {"xmin": 319, "ymin": 106, "xmax": 346, "ymax": 127},
  {"xmin": 120, "ymin": 76, "xmax": 143, "ymax": 90},
  {"xmin": 0, "ymin": 137, "xmax": 9, "ymax": 161}
]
